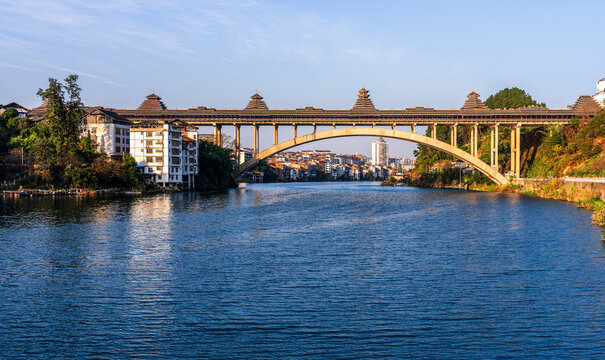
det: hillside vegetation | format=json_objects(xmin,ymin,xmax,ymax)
[{"xmin": 410, "ymin": 88, "xmax": 605, "ymax": 186}]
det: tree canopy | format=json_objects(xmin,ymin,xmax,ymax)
[
  {"xmin": 484, "ymin": 87, "xmax": 546, "ymax": 109},
  {"xmin": 195, "ymin": 139, "xmax": 237, "ymax": 190},
  {"xmin": 37, "ymin": 74, "xmax": 84, "ymax": 155}
]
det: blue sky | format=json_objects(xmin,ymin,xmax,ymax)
[{"xmin": 1, "ymin": 0, "xmax": 603, "ymax": 156}]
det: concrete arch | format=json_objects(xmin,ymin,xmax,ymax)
[{"xmin": 234, "ymin": 128, "xmax": 508, "ymax": 185}]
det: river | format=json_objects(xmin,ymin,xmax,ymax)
[{"xmin": 1, "ymin": 182, "xmax": 604, "ymax": 359}]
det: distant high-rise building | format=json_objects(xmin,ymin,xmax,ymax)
[
  {"xmin": 371, "ymin": 137, "xmax": 389, "ymax": 166},
  {"xmin": 594, "ymin": 78, "xmax": 605, "ymax": 108}
]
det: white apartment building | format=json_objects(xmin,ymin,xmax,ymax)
[
  {"xmin": 594, "ymin": 78, "xmax": 605, "ymax": 108},
  {"xmin": 371, "ymin": 137, "xmax": 389, "ymax": 166},
  {"xmin": 129, "ymin": 120, "xmax": 198, "ymax": 188},
  {"xmin": 181, "ymin": 128, "xmax": 199, "ymax": 189},
  {"xmin": 82, "ymin": 108, "xmax": 132, "ymax": 158}
]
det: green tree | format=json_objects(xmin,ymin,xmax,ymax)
[
  {"xmin": 121, "ymin": 156, "xmax": 143, "ymax": 189},
  {"xmin": 485, "ymin": 87, "xmax": 546, "ymax": 109},
  {"xmin": 77, "ymin": 135, "xmax": 101, "ymax": 163},
  {"xmin": 67, "ymin": 167, "xmax": 98, "ymax": 188},
  {"xmin": 36, "ymin": 74, "xmax": 84, "ymax": 156},
  {"xmin": 0, "ymin": 108, "xmax": 20, "ymax": 153},
  {"xmin": 195, "ymin": 140, "xmax": 237, "ymax": 190}
]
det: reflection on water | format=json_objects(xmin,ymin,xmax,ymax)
[{"xmin": 0, "ymin": 183, "xmax": 604, "ymax": 359}]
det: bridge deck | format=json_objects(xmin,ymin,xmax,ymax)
[{"xmin": 113, "ymin": 108, "xmax": 586, "ymax": 126}]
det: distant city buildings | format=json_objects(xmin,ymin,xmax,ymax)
[
  {"xmin": 240, "ymin": 146, "xmax": 414, "ymax": 183},
  {"xmin": 594, "ymin": 78, "xmax": 605, "ymax": 107},
  {"xmin": 371, "ymin": 137, "xmax": 389, "ymax": 166}
]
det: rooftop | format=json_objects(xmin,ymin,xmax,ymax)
[
  {"xmin": 245, "ymin": 93, "xmax": 268, "ymax": 110},
  {"xmin": 352, "ymin": 87, "xmax": 376, "ymax": 110},
  {"xmin": 137, "ymin": 93, "xmax": 167, "ymax": 111},
  {"xmin": 461, "ymin": 92, "xmax": 488, "ymax": 110}
]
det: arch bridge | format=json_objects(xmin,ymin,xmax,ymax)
[{"xmin": 113, "ymin": 88, "xmax": 603, "ymax": 185}]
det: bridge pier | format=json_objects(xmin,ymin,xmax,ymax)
[
  {"xmin": 254, "ymin": 124, "xmax": 259, "ymax": 155},
  {"xmin": 510, "ymin": 125, "xmax": 516, "ymax": 176},
  {"xmin": 431, "ymin": 124, "xmax": 437, "ymax": 139},
  {"xmin": 473, "ymin": 124, "xmax": 479, "ymax": 157},
  {"xmin": 411, "ymin": 124, "xmax": 417, "ymax": 134},
  {"xmin": 293, "ymin": 124, "xmax": 297, "ymax": 138},
  {"xmin": 515, "ymin": 124, "xmax": 521, "ymax": 178},
  {"xmin": 234, "ymin": 124, "xmax": 240, "ymax": 161},
  {"xmin": 213, "ymin": 123, "xmax": 222, "ymax": 147},
  {"xmin": 273, "ymin": 124, "xmax": 279, "ymax": 146},
  {"xmin": 470, "ymin": 125, "xmax": 475, "ymax": 156},
  {"xmin": 450, "ymin": 124, "xmax": 457, "ymax": 147},
  {"xmin": 508, "ymin": 124, "xmax": 522, "ymax": 178},
  {"xmin": 313, "ymin": 123, "xmax": 317, "ymax": 134},
  {"xmin": 490, "ymin": 125, "xmax": 499, "ymax": 171}
]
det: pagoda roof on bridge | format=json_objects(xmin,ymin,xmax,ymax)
[
  {"xmin": 138, "ymin": 93, "xmax": 167, "ymax": 111},
  {"xmin": 571, "ymin": 95, "xmax": 602, "ymax": 113},
  {"xmin": 245, "ymin": 93, "xmax": 268, "ymax": 110},
  {"xmin": 461, "ymin": 92, "xmax": 488, "ymax": 110},
  {"xmin": 352, "ymin": 87, "xmax": 376, "ymax": 110}
]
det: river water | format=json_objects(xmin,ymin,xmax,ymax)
[{"xmin": 1, "ymin": 182, "xmax": 604, "ymax": 359}]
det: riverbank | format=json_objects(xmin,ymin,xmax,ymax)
[{"xmin": 1, "ymin": 188, "xmax": 145, "ymax": 198}]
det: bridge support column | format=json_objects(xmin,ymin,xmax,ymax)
[
  {"xmin": 273, "ymin": 124, "xmax": 278, "ymax": 146},
  {"xmin": 510, "ymin": 125, "xmax": 516, "ymax": 176},
  {"xmin": 411, "ymin": 124, "xmax": 417, "ymax": 134},
  {"xmin": 293, "ymin": 124, "xmax": 297, "ymax": 138},
  {"xmin": 450, "ymin": 124, "xmax": 457, "ymax": 147},
  {"xmin": 473, "ymin": 124, "xmax": 479, "ymax": 157},
  {"xmin": 214, "ymin": 124, "xmax": 222, "ymax": 147},
  {"xmin": 313, "ymin": 123, "xmax": 317, "ymax": 134},
  {"xmin": 490, "ymin": 125, "xmax": 499, "ymax": 171},
  {"xmin": 392, "ymin": 123, "xmax": 397, "ymax": 130},
  {"xmin": 515, "ymin": 124, "xmax": 521, "ymax": 178},
  {"xmin": 253, "ymin": 124, "xmax": 259, "ymax": 156},
  {"xmin": 470, "ymin": 125, "xmax": 475, "ymax": 156},
  {"xmin": 234, "ymin": 124, "xmax": 240, "ymax": 162},
  {"xmin": 431, "ymin": 124, "xmax": 437, "ymax": 139},
  {"xmin": 332, "ymin": 123, "xmax": 336, "ymax": 130}
]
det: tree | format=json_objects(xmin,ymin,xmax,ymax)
[
  {"xmin": 195, "ymin": 139, "xmax": 237, "ymax": 190},
  {"xmin": 485, "ymin": 87, "xmax": 546, "ymax": 109},
  {"xmin": 121, "ymin": 156, "xmax": 143, "ymax": 189},
  {"xmin": 36, "ymin": 74, "xmax": 84, "ymax": 156},
  {"xmin": 0, "ymin": 108, "xmax": 19, "ymax": 153}
]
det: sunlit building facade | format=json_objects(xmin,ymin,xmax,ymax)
[{"xmin": 371, "ymin": 137, "xmax": 389, "ymax": 166}]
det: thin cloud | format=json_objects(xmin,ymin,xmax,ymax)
[
  {"xmin": 0, "ymin": 62, "xmax": 36, "ymax": 71},
  {"xmin": 26, "ymin": 60, "xmax": 122, "ymax": 87}
]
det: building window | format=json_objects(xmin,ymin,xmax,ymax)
[{"xmin": 116, "ymin": 146, "xmax": 120, "ymax": 153}]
